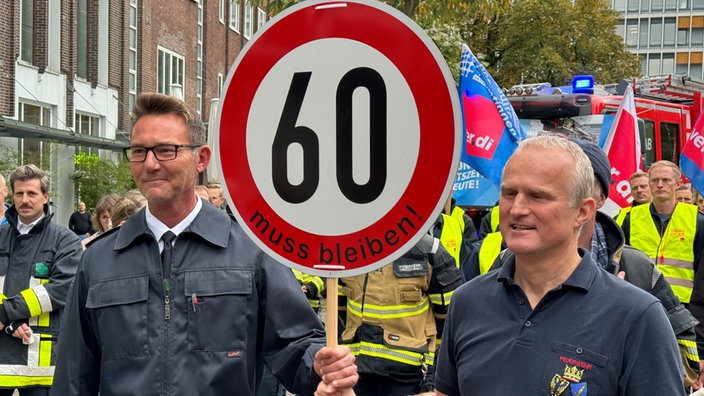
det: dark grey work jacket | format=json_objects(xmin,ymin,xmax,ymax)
[{"xmin": 52, "ymin": 203, "xmax": 326, "ymax": 396}]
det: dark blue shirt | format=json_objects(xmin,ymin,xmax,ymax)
[{"xmin": 435, "ymin": 251, "xmax": 685, "ymax": 396}]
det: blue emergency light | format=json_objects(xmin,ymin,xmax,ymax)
[{"xmin": 572, "ymin": 75, "xmax": 594, "ymax": 94}]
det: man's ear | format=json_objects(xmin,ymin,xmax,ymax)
[{"xmin": 196, "ymin": 145, "xmax": 212, "ymax": 173}]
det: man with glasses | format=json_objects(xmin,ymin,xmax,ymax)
[
  {"xmin": 620, "ymin": 161, "xmax": 704, "ymax": 388},
  {"xmin": 52, "ymin": 92, "xmax": 357, "ymax": 396}
]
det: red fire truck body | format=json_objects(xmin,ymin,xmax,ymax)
[{"xmin": 506, "ymin": 74, "xmax": 704, "ymax": 169}]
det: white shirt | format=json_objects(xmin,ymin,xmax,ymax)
[
  {"xmin": 17, "ymin": 214, "xmax": 45, "ymax": 235},
  {"xmin": 145, "ymin": 198, "xmax": 203, "ymax": 252}
]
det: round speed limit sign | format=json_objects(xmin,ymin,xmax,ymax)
[{"xmin": 216, "ymin": 0, "xmax": 461, "ymax": 277}]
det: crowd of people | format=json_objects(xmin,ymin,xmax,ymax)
[{"xmin": 1, "ymin": 92, "xmax": 704, "ymax": 396}]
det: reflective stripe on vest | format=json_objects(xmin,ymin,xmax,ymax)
[
  {"xmin": 440, "ymin": 214, "xmax": 463, "ymax": 268},
  {"xmin": 630, "ymin": 204, "xmax": 697, "ymax": 303},
  {"xmin": 479, "ymin": 232, "xmax": 503, "ymax": 275},
  {"xmin": 347, "ymin": 340, "xmax": 434, "ymax": 367},
  {"xmin": 0, "ymin": 333, "xmax": 54, "ymax": 387},
  {"xmin": 347, "ymin": 297, "xmax": 430, "ymax": 319}
]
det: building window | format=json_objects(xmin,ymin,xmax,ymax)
[
  {"xmin": 662, "ymin": 53, "xmax": 675, "ymax": 73},
  {"xmin": 628, "ymin": 0, "xmax": 640, "ymax": 11},
  {"xmin": 664, "ymin": 18, "xmax": 676, "ymax": 47},
  {"xmin": 692, "ymin": 28, "xmax": 704, "ymax": 45},
  {"xmin": 650, "ymin": 18, "xmax": 662, "ymax": 47},
  {"xmin": 666, "ymin": 0, "xmax": 678, "ymax": 9},
  {"xmin": 648, "ymin": 53, "xmax": 661, "ymax": 75},
  {"xmin": 219, "ymin": 0, "xmax": 225, "ymax": 23},
  {"xmin": 20, "ymin": 0, "xmax": 33, "ymax": 63},
  {"xmin": 197, "ymin": 0, "xmax": 204, "ymax": 114},
  {"xmin": 640, "ymin": 0, "xmax": 650, "ymax": 11},
  {"xmin": 229, "ymin": 0, "xmax": 240, "ymax": 32},
  {"xmin": 614, "ymin": 0, "xmax": 627, "ymax": 12},
  {"xmin": 680, "ymin": 0, "xmax": 690, "ymax": 9},
  {"xmin": 639, "ymin": 19, "xmax": 649, "ymax": 48},
  {"xmin": 77, "ymin": 0, "xmax": 88, "ymax": 78},
  {"xmin": 75, "ymin": 112, "xmax": 101, "ymax": 154},
  {"xmin": 627, "ymin": 19, "xmax": 638, "ymax": 47},
  {"xmin": 19, "ymin": 102, "xmax": 52, "ymax": 168},
  {"xmin": 244, "ymin": 1, "xmax": 253, "ymax": 39},
  {"xmin": 695, "ymin": 0, "xmax": 704, "ymax": 9},
  {"xmin": 652, "ymin": 0, "xmax": 664, "ymax": 10},
  {"xmin": 257, "ymin": 8, "xmax": 266, "ymax": 31},
  {"xmin": 677, "ymin": 28, "xmax": 689, "ymax": 46},
  {"xmin": 217, "ymin": 73, "xmax": 224, "ymax": 99},
  {"xmin": 691, "ymin": 63, "xmax": 703, "ymax": 78},
  {"xmin": 157, "ymin": 47, "xmax": 185, "ymax": 97},
  {"xmin": 129, "ymin": 0, "xmax": 138, "ymax": 113}
]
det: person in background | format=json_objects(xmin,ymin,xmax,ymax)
[
  {"xmin": 0, "ymin": 174, "xmax": 8, "ymax": 225},
  {"xmin": 81, "ymin": 193, "xmax": 119, "ymax": 249},
  {"xmin": 696, "ymin": 189, "xmax": 704, "ymax": 214},
  {"xmin": 110, "ymin": 189, "xmax": 147, "ymax": 227},
  {"xmin": 0, "ymin": 164, "xmax": 83, "ymax": 395},
  {"xmin": 677, "ymin": 184, "xmax": 694, "ymax": 204},
  {"xmin": 52, "ymin": 92, "xmax": 357, "ymax": 395},
  {"xmin": 435, "ymin": 136, "xmax": 685, "ymax": 395},
  {"xmin": 195, "ymin": 184, "xmax": 214, "ymax": 205},
  {"xmin": 206, "ymin": 181, "xmax": 226, "ymax": 209},
  {"xmin": 621, "ymin": 161, "xmax": 704, "ymax": 307},
  {"xmin": 615, "ymin": 171, "xmax": 652, "ymax": 226},
  {"xmin": 338, "ymin": 233, "xmax": 462, "ymax": 396},
  {"xmin": 68, "ymin": 201, "xmax": 92, "ymax": 239}
]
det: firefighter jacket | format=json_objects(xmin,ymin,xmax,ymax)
[
  {"xmin": 292, "ymin": 269, "xmax": 325, "ymax": 312},
  {"xmin": 51, "ymin": 204, "xmax": 328, "ymax": 396},
  {"xmin": 0, "ymin": 204, "xmax": 82, "ymax": 388},
  {"xmin": 628, "ymin": 203, "xmax": 698, "ymax": 304},
  {"xmin": 338, "ymin": 234, "xmax": 462, "ymax": 391}
]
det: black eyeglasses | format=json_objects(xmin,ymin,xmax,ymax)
[{"xmin": 123, "ymin": 144, "xmax": 201, "ymax": 162}]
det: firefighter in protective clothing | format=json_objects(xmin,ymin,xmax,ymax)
[
  {"xmin": 338, "ymin": 233, "xmax": 462, "ymax": 395},
  {"xmin": 0, "ymin": 165, "xmax": 82, "ymax": 394}
]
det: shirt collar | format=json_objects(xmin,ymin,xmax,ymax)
[
  {"xmin": 146, "ymin": 198, "xmax": 203, "ymax": 243},
  {"xmin": 497, "ymin": 248, "xmax": 595, "ymax": 292},
  {"xmin": 17, "ymin": 214, "xmax": 45, "ymax": 235}
]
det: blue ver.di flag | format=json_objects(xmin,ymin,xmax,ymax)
[{"xmin": 458, "ymin": 43, "xmax": 525, "ymax": 188}]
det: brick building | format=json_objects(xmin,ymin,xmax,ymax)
[{"xmin": 0, "ymin": 0, "xmax": 267, "ymax": 223}]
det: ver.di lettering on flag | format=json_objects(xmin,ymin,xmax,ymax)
[
  {"xmin": 458, "ymin": 44, "xmax": 525, "ymax": 189},
  {"xmin": 681, "ymin": 112, "xmax": 704, "ymax": 196},
  {"xmin": 600, "ymin": 84, "xmax": 641, "ymax": 217}
]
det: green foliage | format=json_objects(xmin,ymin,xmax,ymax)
[
  {"xmin": 256, "ymin": 0, "xmax": 640, "ymax": 90},
  {"xmin": 493, "ymin": 0, "xmax": 640, "ymax": 87},
  {"xmin": 0, "ymin": 146, "xmax": 19, "ymax": 182},
  {"xmin": 72, "ymin": 153, "xmax": 136, "ymax": 209}
]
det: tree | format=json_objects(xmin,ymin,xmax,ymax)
[
  {"xmin": 73, "ymin": 152, "xmax": 135, "ymax": 209},
  {"xmin": 494, "ymin": 0, "xmax": 640, "ymax": 87}
]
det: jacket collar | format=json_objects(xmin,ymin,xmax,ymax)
[
  {"xmin": 114, "ymin": 202, "xmax": 231, "ymax": 250},
  {"xmin": 4, "ymin": 203, "xmax": 53, "ymax": 232},
  {"xmin": 594, "ymin": 210, "xmax": 625, "ymax": 272}
]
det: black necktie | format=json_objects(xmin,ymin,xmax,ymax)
[{"xmin": 161, "ymin": 231, "xmax": 176, "ymax": 320}]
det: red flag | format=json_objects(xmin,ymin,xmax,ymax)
[
  {"xmin": 602, "ymin": 85, "xmax": 641, "ymax": 215},
  {"xmin": 681, "ymin": 113, "xmax": 704, "ymax": 196}
]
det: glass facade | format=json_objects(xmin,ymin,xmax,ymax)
[{"xmin": 613, "ymin": 0, "xmax": 704, "ymax": 78}]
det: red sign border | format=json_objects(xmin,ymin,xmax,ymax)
[{"xmin": 217, "ymin": 0, "xmax": 460, "ymax": 276}]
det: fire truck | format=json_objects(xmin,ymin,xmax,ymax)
[{"xmin": 505, "ymin": 74, "xmax": 704, "ymax": 169}]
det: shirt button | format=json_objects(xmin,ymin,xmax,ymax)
[
  {"xmin": 576, "ymin": 347, "xmax": 583, "ymax": 354},
  {"xmin": 524, "ymin": 320, "xmax": 532, "ymax": 327},
  {"xmin": 519, "ymin": 299, "xmax": 526, "ymax": 305}
]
